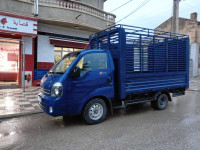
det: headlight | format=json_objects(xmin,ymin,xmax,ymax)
[{"xmin": 51, "ymin": 82, "xmax": 63, "ymax": 97}]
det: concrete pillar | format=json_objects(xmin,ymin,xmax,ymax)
[
  {"xmin": 172, "ymin": 0, "xmax": 180, "ymax": 33},
  {"xmin": 190, "ymin": 43, "xmax": 199, "ymax": 77}
]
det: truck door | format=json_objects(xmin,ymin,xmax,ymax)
[{"xmin": 67, "ymin": 51, "xmax": 114, "ymax": 114}]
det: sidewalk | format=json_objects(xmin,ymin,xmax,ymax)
[
  {"xmin": 0, "ymin": 77, "xmax": 199, "ymax": 119},
  {"xmin": 0, "ymin": 87, "xmax": 42, "ymax": 119},
  {"xmin": 188, "ymin": 76, "xmax": 200, "ymax": 91}
]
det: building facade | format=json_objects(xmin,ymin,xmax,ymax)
[
  {"xmin": 0, "ymin": 0, "xmax": 115, "ymax": 88},
  {"xmin": 156, "ymin": 12, "xmax": 200, "ymax": 77}
]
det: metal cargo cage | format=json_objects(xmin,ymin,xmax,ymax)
[{"xmin": 89, "ymin": 25, "xmax": 189, "ymax": 99}]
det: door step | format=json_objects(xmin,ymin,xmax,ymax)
[{"xmin": 113, "ymin": 97, "xmax": 154, "ymax": 109}]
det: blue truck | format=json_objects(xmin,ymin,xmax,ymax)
[{"xmin": 38, "ymin": 25, "xmax": 189, "ymax": 124}]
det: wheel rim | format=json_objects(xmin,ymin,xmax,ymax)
[
  {"xmin": 89, "ymin": 103, "xmax": 104, "ymax": 120},
  {"xmin": 159, "ymin": 95, "xmax": 168, "ymax": 106}
]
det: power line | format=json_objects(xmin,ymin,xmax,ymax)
[
  {"xmin": 116, "ymin": 0, "xmax": 150, "ymax": 24},
  {"xmin": 110, "ymin": 0, "xmax": 134, "ymax": 13},
  {"xmin": 131, "ymin": 3, "xmax": 173, "ymax": 28},
  {"xmin": 181, "ymin": 1, "xmax": 198, "ymax": 9}
]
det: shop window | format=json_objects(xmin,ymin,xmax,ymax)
[
  {"xmin": 74, "ymin": 48, "xmax": 83, "ymax": 51},
  {"xmin": 0, "ymin": 43, "xmax": 19, "ymax": 72},
  {"xmin": 54, "ymin": 47, "xmax": 62, "ymax": 62},
  {"xmin": 54, "ymin": 47, "xmax": 83, "ymax": 63},
  {"xmin": 63, "ymin": 48, "xmax": 73, "ymax": 57}
]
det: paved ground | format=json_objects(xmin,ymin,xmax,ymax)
[
  {"xmin": 0, "ymin": 82, "xmax": 18, "ymax": 89},
  {"xmin": 188, "ymin": 76, "xmax": 200, "ymax": 91},
  {"xmin": 0, "ymin": 87, "xmax": 41, "ymax": 118},
  {"xmin": 0, "ymin": 90, "xmax": 200, "ymax": 150}
]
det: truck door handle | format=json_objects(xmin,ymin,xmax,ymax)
[{"xmin": 107, "ymin": 77, "xmax": 112, "ymax": 84}]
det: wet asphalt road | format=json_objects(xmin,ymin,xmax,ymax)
[{"xmin": 0, "ymin": 91, "xmax": 200, "ymax": 150}]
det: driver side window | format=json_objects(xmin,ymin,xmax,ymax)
[{"xmin": 75, "ymin": 52, "xmax": 107, "ymax": 77}]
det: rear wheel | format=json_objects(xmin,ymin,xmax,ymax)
[
  {"xmin": 151, "ymin": 93, "xmax": 168, "ymax": 110},
  {"xmin": 82, "ymin": 98, "xmax": 107, "ymax": 125}
]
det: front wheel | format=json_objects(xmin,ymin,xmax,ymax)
[
  {"xmin": 82, "ymin": 98, "xmax": 107, "ymax": 125},
  {"xmin": 151, "ymin": 93, "xmax": 169, "ymax": 110}
]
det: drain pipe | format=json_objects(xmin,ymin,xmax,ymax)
[
  {"xmin": 21, "ymin": 41, "xmax": 25, "ymax": 92},
  {"xmin": 23, "ymin": 41, "xmax": 25, "ymax": 92}
]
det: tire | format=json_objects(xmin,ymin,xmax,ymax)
[
  {"xmin": 82, "ymin": 98, "xmax": 107, "ymax": 125},
  {"xmin": 151, "ymin": 93, "xmax": 168, "ymax": 110}
]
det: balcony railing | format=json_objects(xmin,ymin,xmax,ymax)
[{"xmin": 19, "ymin": 0, "xmax": 116, "ymax": 22}]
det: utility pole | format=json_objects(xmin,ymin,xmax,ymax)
[
  {"xmin": 34, "ymin": 0, "xmax": 39, "ymax": 16},
  {"xmin": 172, "ymin": 0, "xmax": 180, "ymax": 33}
]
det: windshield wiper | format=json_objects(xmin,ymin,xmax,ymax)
[
  {"xmin": 54, "ymin": 72, "xmax": 64, "ymax": 74},
  {"xmin": 49, "ymin": 71, "xmax": 64, "ymax": 74},
  {"xmin": 48, "ymin": 71, "xmax": 56, "ymax": 78}
]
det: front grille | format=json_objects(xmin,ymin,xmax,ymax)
[{"xmin": 42, "ymin": 88, "xmax": 50, "ymax": 95}]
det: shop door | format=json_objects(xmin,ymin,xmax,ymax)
[{"xmin": 0, "ymin": 39, "xmax": 20, "ymax": 89}]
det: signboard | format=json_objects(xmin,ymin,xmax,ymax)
[
  {"xmin": 25, "ymin": 71, "xmax": 32, "ymax": 87},
  {"xmin": 0, "ymin": 14, "xmax": 37, "ymax": 35}
]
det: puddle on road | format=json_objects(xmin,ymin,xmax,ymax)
[
  {"xmin": 9, "ymin": 131, "xmax": 16, "ymax": 136},
  {"xmin": 181, "ymin": 115, "xmax": 200, "ymax": 126},
  {"xmin": 0, "ymin": 131, "xmax": 19, "ymax": 139}
]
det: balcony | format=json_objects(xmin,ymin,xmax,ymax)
[{"xmin": 0, "ymin": 0, "xmax": 116, "ymax": 32}]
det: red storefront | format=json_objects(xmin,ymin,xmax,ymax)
[{"xmin": 0, "ymin": 12, "xmax": 38, "ymax": 88}]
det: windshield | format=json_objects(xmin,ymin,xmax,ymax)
[{"xmin": 50, "ymin": 52, "xmax": 80, "ymax": 74}]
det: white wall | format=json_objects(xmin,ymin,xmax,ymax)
[
  {"xmin": 190, "ymin": 43, "xmax": 199, "ymax": 77},
  {"xmin": 199, "ymin": 53, "xmax": 200, "ymax": 76},
  {"xmin": 22, "ymin": 36, "xmax": 32, "ymax": 55},
  {"xmin": 37, "ymin": 35, "xmax": 54, "ymax": 62}
]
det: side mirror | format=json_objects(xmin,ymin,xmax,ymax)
[{"xmin": 69, "ymin": 66, "xmax": 80, "ymax": 78}]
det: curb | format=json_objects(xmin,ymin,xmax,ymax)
[
  {"xmin": 0, "ymin": 110, "xmax": 43, "ymax": 119},
  {"xmin": 186, "ymin": 89, "xmax": 200, "ymax": 92}
]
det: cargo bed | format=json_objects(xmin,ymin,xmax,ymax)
[{"xmin": 90, "ymin": 25, "xmax": 189, "ymax": 99}]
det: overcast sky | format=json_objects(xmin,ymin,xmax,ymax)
[{"xmin": 104, "ymin": 0, "xmax": 200, "ymax": 29}]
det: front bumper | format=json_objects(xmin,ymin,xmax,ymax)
[{"xmin": 38, "ymin": 93, "xmax": 68, "ymax": 117}]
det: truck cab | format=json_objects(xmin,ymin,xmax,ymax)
[{"xmin": 38, "ymin": 49, "xmax": 115, "ymax": 124}]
